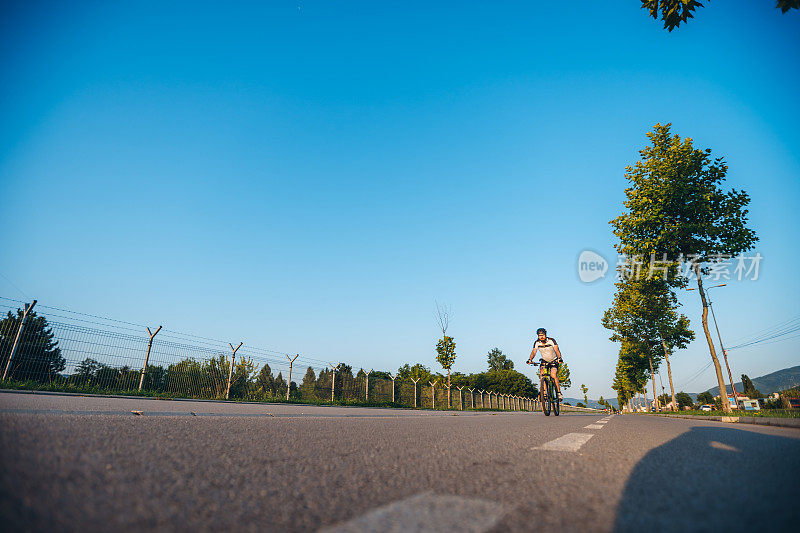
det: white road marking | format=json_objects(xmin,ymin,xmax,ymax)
[
  {"xmin": 534, "ymin": 432, "xmax": 595, "ymax": 452},
  {"xmin": 320, "ymin": 493, "xmax": 504, "ymax": 533},
  {"xmin": 585, "ymin": 424, "xmax": 604, "ymax": 429}
]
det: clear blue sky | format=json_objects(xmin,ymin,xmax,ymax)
[{"xmin": 1, "ymin": 1, "xmax": 798, "ymax": 398}]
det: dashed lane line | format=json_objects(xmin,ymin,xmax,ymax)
[
  {"xmin": 319, "ymin": 493, "xmax": 504, "ymax": 533},
  {"xmin": 585, "ymin": 424, "xmax": 604, "ymax": 429},
  {"xmin": 534, "ymin": 432, "xmax": 595, "ymax": 452}
]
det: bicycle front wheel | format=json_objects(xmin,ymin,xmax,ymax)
[
  {"xmin": 552, "ymin": 386, "xmax": 560, "ymax": 416},
  {"xmin": 541, "ymin": 380, "xmax": 551, "ymax": 416}
]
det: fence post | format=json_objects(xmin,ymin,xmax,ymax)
[
  {"xmin": 468, "ymin": 388, "xmax": 474, "ymax": 409},
  {"xmin": 329, "ymin": 362, "xmax": 341, "ymax": 402},
  {"xmin": 456, "ymin": 386, "xmax": 464, "ymax": 410},
  {"xmin": 478, "ymin": 390, "xmax": 484, "ymax": 409},
  {"xmin": 137, "ymin": 324, "xmax": 162, "ymax": 390},
  {"xmin": 389, "ymin": 373, "xmax": 397, "ymax": 403},
  {"xmin": 2, "ymin": 300, "xmax": 37, "ymax": 381},
  {"xmin": 225, "ymin": 342, "xmax": 243, "ymax": 399},
  {"xmin": 286, "ymin": 354, "xmax": 299, "ymax": 400},
  {"xmin": 411, "ymin": 377, "xmax": 420, "ymax": 407},
  {"xmin": 365, "ymin": 369, "xmax": 372, "ymax": 402},
  {"xmin": 429, "ymin": 380, "xmax": 438, "ymax": 409}
]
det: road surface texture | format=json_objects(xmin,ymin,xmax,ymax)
[{"xmin": 1, "ymin": 391, "xmax": 798, "ymax": 532}]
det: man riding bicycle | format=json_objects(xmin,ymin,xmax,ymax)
[{"xmin": 527, "ymin": 327, "xmax": 563, "ymax": 400}]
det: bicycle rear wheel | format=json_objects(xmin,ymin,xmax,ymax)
[{"xmin": 541, "ymin": 380, "xmax": 551, "ymax": 416}]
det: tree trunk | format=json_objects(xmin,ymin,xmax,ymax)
[
  {"xmin": 660, "ymin": 335, "xmax": 677, "ymax": 411},
  {"xmin": 648, "ymin": 355, "xmax": 658, "ymax": 411},
  {"xmin": 447, "ymin": 369, "xmax": 451, "ymax": 408},
  {"xmin": 694, "ymin": 264, "xmax": 731, "ymax": 412}
]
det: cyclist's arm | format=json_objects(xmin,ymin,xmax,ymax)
[
  {"xmin": 527, "ymin": 342, "xmax": 539, "ymax": 364},
  {"xmin": 554, "ymin": 343, "xmax": 563, "ymax": 361}
]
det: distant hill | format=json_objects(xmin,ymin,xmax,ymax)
[
  {"xmin": 705, "ymin": 365, "xmax": 800, "ymax": 396},
  {"xmin": 563, "ymin": 397, "xmax": 616, "ymax": 410}
]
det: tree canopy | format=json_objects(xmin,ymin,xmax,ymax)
[
  {"xmin": 0, "ymin": 308, "xmax": 65, "ymax": 383},
  {"xmin": 641, "ymin": 1, "xmax": 798, "ymax": 32},
  {"xmin": 487, "ymin": 348, "xmax": 514, "ymax": 371}
]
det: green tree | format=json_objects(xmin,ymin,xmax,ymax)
[
  {"xmin": 255, "ymin": 363, "xmax": 275, "ymax": 398},
  {"xmin": 676, "ymin": 391, "xmax": 694, "ymax": 410},
  {"xmin": 0, "ymin": 309, "xmax": 65, "ymax": 383},
  {"xmin": 397, "ymin": 363, "xmax": 433, "ymax": 383},
  {"xmin": 487, "ymin": 348, "xmax": 514, "ymax": 371},
  {"xmin": 741, "ymin": 374, "xmax": 763, "ymax": 399},
  {"xmin": 274, "ymin": 372, "xmax": 287, "ymax": 398},
  {"xmin": 300, "ymin": 366, "xmax": 316, "ymax": 400},
  {"xmin": 471, "ymin": 369, "xmax": 537, "ymax": 397},
  {"xmin": 557, "ymin": 361, "xmax": 572, "ymax": 390},
  {"xmin": 581, "ymin": 383, "xmax": 589, "ymax": 406},
  {"xmin": 696, "ymin": 391, "xmax": 714, "ymax": 405},
  {"xmin": 611, "ymin": 124, "xmax": 757, "ymax": 412},
  {"xmin": 641, "ymin": 1, "xmax": 798, "ymax": 32},
  {"xmin": 603, "ymin": 269, "xmax": 694, "ymax": 412},
  {"xmin": 434, "ymin": 302, "xmax": 456, "ymax": 407}
]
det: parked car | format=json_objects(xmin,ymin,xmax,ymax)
[{"xmin": 700, "ymin": 404, "xmax": 713, "ymax": 412}]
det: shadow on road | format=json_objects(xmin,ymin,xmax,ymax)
[{"xmin": 614, "ymin": 425, "xmax": 800, "ymax": 532}]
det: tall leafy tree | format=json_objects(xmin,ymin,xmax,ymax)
[
  {"xmin": 487, "ymin": 348, "xmax": 514, "ymax": 370},
  {"xmin": 581, "ymin": 383, "xmax": 589, "ymax": 406},
  {"xmin": 434, "ymin": 302, "xmax": 456, "ymax": 407},
  {"xmin": 741, "ymin": 374, "xmax": 763, "ymax": 399},
  {"xmin": 0, "ymin": 309, "xmax": 65, "ymax": 383},
  {"xmin": 300, "ymin": 366, "xmax": 316, "ymax": 400},
  {"xmin": 676, "ymin": 391, "xmax": 694, "ymax": 410},
  {"xmin": 611, "ymin": 123, "xmax": 757, "ymax": 412},
  {"xmin": 557, "ymin": 361, "xmax": 572, "ymax": 390},
  {"xmin": 696, "ymin": 391, "xmax": 714, "ymax": 405},
  {"xmin": 641, "ymin": 1, "xmax": 798, "ymax": 31},
  {"xmin": 255, "ymin": 363, "xmax": 275, "ymax": 397},
  {"xmin": 602, "ymin": 269, "xmax": 693, "ymax": 411},
  {"xmin": 397, "ymin": 363, "xmax": 433, "ymax": 383}
]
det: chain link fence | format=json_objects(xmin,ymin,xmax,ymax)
[{"xmin": 0, "ymin": 297, "xmax": 564, "ymax": 412}]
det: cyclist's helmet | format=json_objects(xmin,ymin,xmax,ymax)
[{"xmin": 536, "ymin": 327, "xmax": 547, "ymax": 335}]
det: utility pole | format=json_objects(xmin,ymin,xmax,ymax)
[
  {"xmin": 138, "ymin": 325, "xmax": 163, "ymax": 390},
  {"xmin": 286, "ymin": 354, "xmax": 299, "ymax": 400},
  {"xmin": 2, "ymin": 300, "xmax": 37, "ymax": 381},
  {"xmin": 389, "ymin": 373, "xmax": 397, "ymax": 403},
  {"xmin": 709, "ymin": 288, "xmax": 738, "ymax": 408},
  {"xmin": 225, "ymin": 342, "xmax": 242, "ymax": 399},
  {"xmin": 329, "ymin": 362, "xmax": 341, "ymax": 402}
]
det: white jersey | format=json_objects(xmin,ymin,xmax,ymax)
[{"xmin": 533, "ymin": 337, "xmax": 559, "ymax": 363}]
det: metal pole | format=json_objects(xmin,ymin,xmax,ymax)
[
  {"xmin": 365, "ymin": 369, "xmax": 372, "ymax": 402},
  {"xmin": 2, "ymin": 300, "xmax": 37, "ymax": 381},
  {"xmin": 286, "ymin": 354, "xmax": 299, "ymax": 400},
  {"xmin": 137, "ymin": 325, "xmax": 162, "ymax": 390},
  {"xmin": 225, "ymin": 342, "xmax": 242, "ymax": 399},
  {"xmin": 390, "ymin": 374, "xmax": 396, "ymax": 403},
  {"xmin": 411, "ymin": 378, "xmax": 419, "ymax": 407}
]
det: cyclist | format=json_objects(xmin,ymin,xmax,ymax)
[{"xmin": 527, "ymin": 327, "xmax": 563, "ymax": 401}]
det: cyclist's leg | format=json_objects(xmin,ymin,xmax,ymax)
[
  {"xmin": 550, "ymin": 365, "xmax": 562, "ymax": 398},
  {"xmin": 550, "ymin": 365, "xmax": 560, "ymax": 391}
]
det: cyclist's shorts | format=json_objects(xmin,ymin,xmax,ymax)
[{"xmin": 539, "ymin": 359, "xmax": 560, "ymax": 370}]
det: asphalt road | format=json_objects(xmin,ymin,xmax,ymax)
[{"xmin": 1, "ymin": 392, "xmax": 798, "ymax": 532}]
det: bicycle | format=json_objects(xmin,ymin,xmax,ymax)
[{"xmin": 527, "ymin": 360, "xmax": 560, "ymax": 416}]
